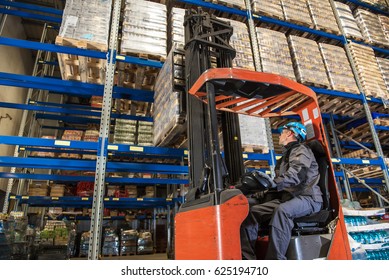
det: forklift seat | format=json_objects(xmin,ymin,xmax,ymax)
[{"xmin": 292, "ymin": 140, "xmax": 332, "ymax": 235}]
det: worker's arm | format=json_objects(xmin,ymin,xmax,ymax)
[{"xmin": 273, "ymin": 145, "xmax": 312, "ymax": 191}]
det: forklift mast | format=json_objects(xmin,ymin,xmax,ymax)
[{"xmin": 184, "ymin": 8, "xmax": 245, "ymax": 197}]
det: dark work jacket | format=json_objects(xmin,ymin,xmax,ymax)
[{"xmin": 274, "ymin": 141, "xmax": 323, "ymax": 202}]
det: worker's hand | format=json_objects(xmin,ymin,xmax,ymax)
[{"xmin": 256, "ymin": 171, "xmax": 277, "ymax": 189}]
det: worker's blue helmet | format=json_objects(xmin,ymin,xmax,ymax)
[{"xmin": 279, "ymin": 122, "xmax": 307, "ymax": 142}]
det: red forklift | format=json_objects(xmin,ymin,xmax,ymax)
[{"xmin": 174, "ymin": 9, "xmax": 351, "ymax": 260}]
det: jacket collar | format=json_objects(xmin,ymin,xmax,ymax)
[{"xmin": 282, "ymin": 141, "xmax": 300, "ymax": 154}]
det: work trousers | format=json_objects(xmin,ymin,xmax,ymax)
[{"xmin": 240, "ymin": 192, "xmax": 322, "ymax": 260}]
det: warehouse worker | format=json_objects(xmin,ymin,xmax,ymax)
[{"xmin": 240, "ymin": 121, "xmax": 323, "ymax": 260}]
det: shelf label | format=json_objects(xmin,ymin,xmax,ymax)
[
  {"xmin": 184, "ymin": 150, "xmax": 188, "ymax": 156},
  {"xmin": 366, "ymin": 96, "xmax": 371, "ymax": 101},
  {"xmin": 166, "ymin": 198, "xmax": 172, "ymax": 202},
  {"xmin": 130, "ymin": 146, "xmax": 144, "ymax": 152},
  {"xmin": 81, "ymin": 197, "xmax": 89, "ymax": 201},
  {"xmin": 108, "ymin": 145, "xmax": 118, "ymax": 151},
  {"xmin": 276, "ymin": 156, "xmax": 282, "ymax": 160},
  {"xmin": 10, "ymin": 196, "xmax": 15, "ymax": 199},
  {"xmin": 242, "ymin": 154, "xmax": 248, "ymax": 159},
  {"xmin": 113, "ymin": 198, "xmax": 119, "ymax": 201},
  {"xmin": 362, "ymin": 160, "xmax": 370, "ymax": 164},
  {"xmin": 51, "ymin": 197, "xmax": 59, "ymax": 200},
  {"xmin": 54, "ymin": 140, "xmax": 70, "ymax": 146},
  {"xmin": 104, "ymin": 198, "xmax": 109, "ymax": 201},
  {"xmin": 265, "ymin": 171, "xmax": 271, "ymax": 175},
  {"xmin": 137, "ymin": 198, "xmax": 144, "ymax": 201},
  {"xmin": 21, "ymin": 196, "xmax": 29, "ymax": 199},
  {"xmin": 116, "ymin": 55, "xmax": 125, "ymax": 60},
  {"xmin": 331, "ymin": 158, "xmax": 340, "ymax": 163}
]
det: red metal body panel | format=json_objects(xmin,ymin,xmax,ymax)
[{"xmin": 175, "ymin": 194, "xmax": 249, "ymax": 260}]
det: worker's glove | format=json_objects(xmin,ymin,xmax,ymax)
[
  {"xmin": 236, "ymin": 170, "xmax": 276, "ymax": 195},
  {"xmin": 255, "ymin": 171, "xmax": 277, "ymax": 189}
]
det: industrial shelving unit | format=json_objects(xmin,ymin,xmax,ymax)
[
  {"xmin": 1, "ymin": 0, "xmax": 389, "ymax": 259},
  {"xmin": 0, "ymin": 0, "xmax": 188, "ymax": 259}
]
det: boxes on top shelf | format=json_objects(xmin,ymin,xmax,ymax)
[
  {"xmin": 256, "ymin": 27, "xmax": 295, "ymax": 80},
  {"xmin": 55, "ymin": 0, "xmax": 112, "ymax": 84},
  {"xmin": 287, "ymin": 35, "xmax": 330, "ymax": 88},
  {"xmin": 251, "ymin": 0, "xmax": 284, "ymax": 20},
  {"xmin": 58, "ymin": 130, "xmax": 84, "ymax": 159},
  {"xmin": 281, "ymin": 0, "xmax": 313, "ymax": 28},
  {"xmin": 378, "ymin": 15, "xmax": 389, "ymax": 45},
  {"xmin": 220, "ymin": 19, "xmax": 255, "ymax": 71},
  {"xmin": 120, "ymin": 0, "xmax": 167, "ymax": 61},
  {"xmin": 318, "ymin": 43, "xmax": 359, "ymax": 94},
  {"xmin": 307, "ymin": 0, "xmax": 340, "ymax": 34},
  {"xmin": 334, "ymin": 1, "xmax": 364, "ymax": 41},
  {"xmin": 168, "ymin": 7, "xmax": 185, "ymax": 51},
  {"xmin": 354, "ymin": 8, "xmax": 389, "ymax": 47},
  {"xmin": 348, "ymin": 42, "xmax": 387, "ymax": 99}
]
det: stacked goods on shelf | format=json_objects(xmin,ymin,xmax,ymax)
[
  {"xmin": 360, "ymin": 0, "xmax": 388, "ymax": 8},
  {"xmin": 334, "ymin": 1, "xmax": 364, "ymax": 41},
  {"xmin": 137, "ymin": 231, "xmax": 153, "ymax": 254},
  {"xmin": 125, "ymin": 185, "xmax": 137, "ymax": 198},
  {"xmin": 153, "ymin": 49, "xmax": 186, "ymax": 147},
  {"xmin": 354, "ymin": 8, "xmax": 389, "ymax": 47},
  {"xmin": 116, "ymin": 63, "xmax": 160, "ymax": 91},
  {"xmin": 376, "ymin": 56, "xmax": 389, "ymax": 91},
  {"xmin": 212, "ymin": 0, "xmax": 245, "ymax": 9},
  {"xmin": 288, "ymin": 35, "xmax": 330, "ymax": 88},
  {"xmin": 256, "ymin": 27, "xmax": 295, "ymax": 80},
  {"xmin": 168, "ymin": 7, "xmax": 185, "ymax": 51},
  {"xmin": 239, "ymin": 114, "xmax": 269, "ymax": 153},
  {"xmin": 318, "ymin": 43, "xmax": 359, "ymax": 94},
  {"xmin": 49, "ymin": 184, "xmax": 65, "ymax": 197},
  {"xmin": 137, "ymin": 121, "xmax": 153, "ymax": 146},
  {"xmin": 144, "ymin": 186, "xmax": 155, "ymax": 198},
  {"xmin": 113, "ymin": 119, "xmax": 137, "ymax": 145},
  {"xmin": 79, "ymin": 231, "xmax": 90, "ymax": 257},
  {"xmin": 90, "ymin": 96, "xmax": 103, "ymax": 108},
  {"xmin": 307, "ymin": 0, "xmax": 340, "ymax": 34},
  {"xmin": 30, "ymin": 136, "xmax": 56, "ymax": 157},
  {"xmin": 106, "ymin": 186, "xmax": 128, "ymax": 198},
  {"xmin": 373, "ymin": 115, "xmax": 389, "ymax": 126},
  {"xmin": 223, "ymin": 19, "xmax": 255, "ymax": 71},
  {"xmin": 76, "ymin": 181, "xmax": 94, "ymax": 197},
  {"xmin": 281, "ymin": 0, "xmax": 313, "ymax": 27},
  {"xmin": 120, "ymin": 229, "xmax": 138, "ymax": 256},
  {"xmin": 56, "ymin": 0, "xmax": 111, "ymax": 84},
  {"xmin": 28, "ymin": 182, "xmax": 48, "ymax": 196},
  {"xmin": 251, "ymin": 0, "xmax": 284, "ymax": 20},
  {"xmin": 82, "ymin": 128, "xmax": 99, "ymax": 160},
  {"xmin": 342, "ymin": 205, "xmax": 389, "ymax": 260},
  {"xmin": 378, "ymin": 15, "xmax": 389, "ymax": 42},
  {"xmin": 102, "ymin": 228, "xmax": 119, "ymax": 256},
  {"xmin": 40, "ymin": 221, "xmax": 68, "ymax": 246},
  {"xmin": 120, "ymin": 0, "xmax": 167, "ymax": 61},
  {"xmin": 348, "ymin": 42, "xmax": 387, "ymax": 99},
  {"xmin": 58, "ymin": 130, "xmax": 83, "ymax": 159}
]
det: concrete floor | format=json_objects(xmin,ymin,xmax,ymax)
[{"xmin": 72, "ymin": 253, "xmax": 169, "ymax": 260}]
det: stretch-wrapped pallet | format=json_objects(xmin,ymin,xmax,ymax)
[
  {"xmin": 307, "ymin": 0, "xmax": 340, "ymax": 34},
  {"xmin": 349, "ymin": 42, "xmax": 387, "ymax": 99},
  {"xmin": 281, "ymin": 0, "xmax": 313, "ymax": 27},
  {"xmin": 121, "ymin": 0, "xmax": 167, "ymax": 59},
  {"xmin": 354, "ymin": 8, "xmax": 389, "ymax": 47},
  {"xmin": 58, "ymin": 0, "xmax": 111, "ymax": 47},
  {"xmin": 256, "ymin": 27, "xmax": 295, "ymax": 80},
  {"xmin": 376, "ymin": 57, "xmax": 389, "ymax": 95},
  {"xmin": 113, "ymin": 119, "xmax": 137, "ymax": 145},
  {"xmin": 288, "ymin": 35, "xmax": 330, "ymax": 87},
  {"xmin": 319, "ymin": 43, "xmax": 359, "ymax": 94},
  {"xmin": 251, "ymin": 0, "xmax": 284, "ymax": 20},
  {"xmin": 169, "ymin": 7, "xmax": 185, "ymax": 51},
  {"xmin": 214, "ymin": 0, "xmax": 246, "ymax": 9},
  {"xmin": 220, "ymin": 19, "xmax": 255, "ymax": 70},
  {"xmin": 334, "ymin": 1, "xmax": 364, "ymax": 40}
]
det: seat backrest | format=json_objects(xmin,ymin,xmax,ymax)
[{"xmin": 306, "ymin": 140, "xmax": 330, "ymax": 210}]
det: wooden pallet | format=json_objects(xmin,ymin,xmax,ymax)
[
  {"xmin": 348, "ymin": 166, "xmax": 383, "ymax": 178},
  {"xmin": 374, "ymin": 118, "xmax": 389, "ymax": 126},
  {"xmin": 244, "ymin": 160, "xmax": 269, "ymax": 169},
  {"xmin": 242, "ymin": 145, "xmax": 269, "ymax": 154},
  {"xmin": 155, "ymin": 116, "xmax": 186, "ymax": 148},
  {"xmin": 343, "ymin": 149, "xmax": 378, "ymax": 159},
  {"xmin": 55, "ymin": 36, "xmax": 107, "ymax": 84},
  {"xmin": 120, "ymin": 51, "xmax": 166, "ymax": 63}
]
